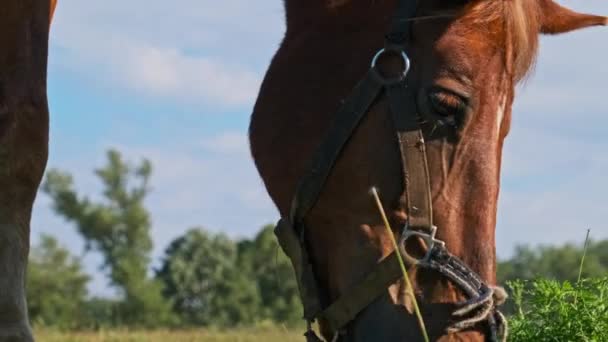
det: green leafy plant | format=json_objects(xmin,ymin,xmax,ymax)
[
  {"xmin": 508, "ymin": 230, "xmax": 608, "ymax": 341},
  {"xmin": 27, "ymin": 235, "xmax": 90, "ymax": 329},
  {"xmin": 507, "ymin": 278, "xmax": 608, "ymax": 341}
]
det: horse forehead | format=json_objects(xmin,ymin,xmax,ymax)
[
  {"xmin": 438, "ymin": 28, "xmax": 511, "ymax": 85},
  {"xmin": 415, "ymin": 16, "xmax": 502, "ymax": 64}
]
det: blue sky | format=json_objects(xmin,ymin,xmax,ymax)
[{"xmin": 31, "ymin": 0, "xmax": 607, "ymax": 296}]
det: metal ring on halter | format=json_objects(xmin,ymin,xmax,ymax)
[
  {"xmin": 370, "ymin": 47, "xmax": 411, "ymax": 85},
  {"xmin": 399, "ymin": 225, "xmax": 446, "ymax": 266}
]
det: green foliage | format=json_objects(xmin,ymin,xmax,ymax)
[
  {"xmin": 498, "ymin": 240, "xmax": 608, "ymax": 283},
  {"xmin": 27, "ymin": 234, "xmax": 90, "ymax": 329},
  {"xmin": 34, "ymin": 148, "xmax": 608, "ymax": 333},
  {"xmin": 42, "ymin": 149, "xmax": 175, "ymax": 327},
  {"xmin": 508, "ymin": 278, "xmax": 608, "ymax": 341},
  {"xmin": 237, "ymin": 225, "xmax": 302, "ymax": 325},
  {"xmin": 157, "ymin": 229, "xmax": 259, "ymax": 326},
  {"xmin": 157, "ymin": 225, "xmax": 302, "ymax": 327},
  {"xmin": 38, "ymin": 149, "xmax": 301, "ymax": 329},
  {"xmin": 77, "ymin": 298, "xmax": 122, "ymax": 329}
]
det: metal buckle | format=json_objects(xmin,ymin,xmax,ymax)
[
  {"xmin": 370, "ymin": 47, "xmax": 410, "ymax": 85},
  {"xmin": 399, "ymin": 224, "xmax": 445, "ymax": 266}
]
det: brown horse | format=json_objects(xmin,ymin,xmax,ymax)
[
  {"xmin": 250, "ymin": 0, "xmax": 606, "ymax": 341},
  {"xmin": 0, "ymin": 1, "xmax": 56, "ymax": 341}
]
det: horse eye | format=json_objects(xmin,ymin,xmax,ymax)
[{"xmin": 427, "ymin": 88, "xmax": 468, "ymax": 119}]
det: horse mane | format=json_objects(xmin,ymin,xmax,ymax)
[
  {"xmin": 467, "ymin": 0, "xmax": 541, "ymax": 82},
  {"xmin": 283, "ymin": 0, "xmax": 541, "ymax": 81}
]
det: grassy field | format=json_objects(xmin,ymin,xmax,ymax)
[{"xmin": 35, "ymin": 327, "xmax": 304, "ymax": 342}]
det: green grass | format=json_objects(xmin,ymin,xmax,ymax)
[
  {"xmin": 36, "ymin": 278, "xmax": 608, "ymax": 341},
  {"xmin": 35, "ymin": 326, "xmax": 303, "ymax": 342}
]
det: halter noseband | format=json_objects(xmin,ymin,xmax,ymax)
[{"xmin": 274, "ymin": 1, "xmax": 508, "ymax": 341}]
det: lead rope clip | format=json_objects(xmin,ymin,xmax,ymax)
[
  {"xmin": 304, "ymin": 321, "xmax": 342, "ymax": 342},
  {"xmin": 304, "ymin": 321, "xmax": 324, "ymax": 342}
]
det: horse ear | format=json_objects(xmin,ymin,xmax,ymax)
[
  {"xmin": 50, "ymin": 0, "xmax": 57, "ymax": 25},
  {"xmin": 538, "ymin": 0, "xmax": 606, "ymax": 35}
]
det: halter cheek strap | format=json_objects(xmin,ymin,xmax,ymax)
[{"xmin": 274, "ymin": 1, "xmax": 507, "ymax": 341}]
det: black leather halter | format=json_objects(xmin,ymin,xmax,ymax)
[{"xmin": 274, "ymin": 1, "xmax": 507, "ymax": 341}]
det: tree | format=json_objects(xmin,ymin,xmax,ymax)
[
  {"xmin": 238, "ymin": 225, "xmax": 302, "ymax": 325},
  {"xmin": 78, "ymin": 297, "xmax": 122, "ymax": 329},
  {"xmin": 157, "ymin": 229, "xmax": 259, "ymax": 326},
  {"xmin": 42, "ymin": 149, "xmax": 175, "ymax": 326},
  {"xmin": 498, "ymin": 240, "xmax": 608, "ymax": 283},
  {"xmin": 27, "ymin": 234, "xmax": 89, "ymax": 328}
]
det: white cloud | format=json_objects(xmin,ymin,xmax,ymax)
[
  {"xmin": 52, "ymin": 34, "xmax": 262, "ymax": 108},
  {"xmin": 49, "ymin": 0, "xmax": 284, "ymax": 108},
  {"xmin": 33, "ymin": 131, "xmax": 277, "ymax": 296},
  {"xmin": 120, "ymin": 43, "xmax": 261, "ymax": 107},
  {"xmin": 496, "ymin": 3, "xmax": 608, "ymax": 257},
  {"xmin": 34, "ymin": 0, "xmax": 608, "ymax": 295},
  {"xmin": 497, "ymin": 127, "xmax": 608, "ymax": 257},
  {"xmin": 113, "ymin": 133, "xmax": 277, "ymax": 248},
  {"xmin": 201, "ymin": 131, "xmax": 250, "ymax": 155}
]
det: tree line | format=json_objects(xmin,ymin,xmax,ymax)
[{"xmin": 27, "ymin": 149, "xmax": 608, "ymax": 329}]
